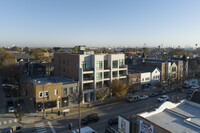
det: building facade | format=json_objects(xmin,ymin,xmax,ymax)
[
  {"xmin": 26, "ymin": 76, "xmax": 78, "ymax": 111},
  {"xmin": 54, "ymin": 46, "xmax": 127, "ymax": 102}
]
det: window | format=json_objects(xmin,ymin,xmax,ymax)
[
  {"xmin": 119, "ymin": 59, "xmax": 124, "ymax": 68},
  {"xmin": 104, "ymin": 60, "xmax": 108, "ymax": 69},
  {"xmin": 142, "ymin": 78, "xmax": 144, "ymax": 81},
  {"xmin": 63, "ymin": 68, "xmax": 65, "ymax": 72},
  {"xmin": 153, "ymin": 76, "xmax": 155, "ymax": 80},
  {"xmin": 112, "ymin": 71, "xmax": 118, "ymax": 77},
  {"xmin": 104, "ymin": 72, "xmax": 109, "ymax": 78},
  {"xmin": 172, "ymin": 67, "xmax": 176, "ymax": 72},
  {"xmin": 82, "ymin": 61, "xmax": 92, "ymax": 70},
  {"xmin": 112, "ymin": 60, "xmax": 118, "ymax": 68},
  {"xmin": 96, "ymin": 72, "xmax": 102, "ymax": 80},
  {"xmin": 70, "ymin": 87, "xmax": 73, "ymax": 94},
  {"xmin": 96, "ymin": 61, "xmax": 102, "ymax": 70},
  {"xmin": 75, "ymin": 86, "xmax": 78, "ymax": 92},
  {"xmin": 63, "ymin": 60, "xmax": 65, "ymax": 64},
  {"xmin": 155, "ymin": 71, "xmax": 157, "ymax": 73},
  {"xmin": 145, "ymin": 77, "xmax": 150, "ymax": 81},
  {"xmin": 63, "ymin": 88, "xmax": 67, "ymax": 95},
  {"xmin": 44, "ymin": 91, "xmax": 49, "ymax": 97},
  {"xmin": 55, "ymin": 89, "xmax": 58, "ymax": 95},
  {"xmin": 39, "ymin": 92, "xmax": 43, "ymax": 98}
]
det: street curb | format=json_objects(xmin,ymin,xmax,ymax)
[{"xmin": 18, "ymin": 100, "xmax": 124, "ymax": 124}]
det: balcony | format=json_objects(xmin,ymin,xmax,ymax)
[
  {"xmin": 83, "ymin": 74, "xmax": 94, "ymax": 81},
  {"xmin": 83, "ymin": 68, "xmax": 94, "ymax": 71},
  {"xmin": 83, "ymin": 83, "xmax": 94, "ymax": 91},
  {"xmin": 119, "ymin": 70, "xmax": 127, "ymax": 77}
]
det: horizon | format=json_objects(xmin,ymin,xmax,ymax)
[{"xmin": 1, "ymin": 0, "xmax": 200, "ymax": 48}]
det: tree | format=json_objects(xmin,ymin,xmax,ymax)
[
  {"xmin": 11, "ymin": 46, "xmax": 21, "ymax": 52},
  {"xmin": 109, "ymin": 79, "xmax": 129, "ymax": 97},
  {"xmin": 23, "ymin": 47, "xmax": 30, "ymax": 53},
  {"xmin": 96, "ymin": 87, "xmax": 109, "ymax": 101},
  {"xmin": 48, "ymin": 49, "xmax": 55, "ymax": 53},
  {"xmin": 143, "ymin": 47, "xmax": 150, "ymax": 56},
  {"xmin": 0, "ymin": 49, "xmax": 15, "ymax": 67},
  {"xmin": 94, "ymin": 49, "xmax": 102, "ymax": 54}
]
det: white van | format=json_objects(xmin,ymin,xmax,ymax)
[
  {"xmin": 127, "ymin": 95, "xmax": 140, "ymax": 102},
  {"xmin": 72, "ymin": 126, "xmax": 98, "ymax": 133}
]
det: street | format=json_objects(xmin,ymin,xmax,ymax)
[{"xmin": 21, "ymin": 90, "xmax": 186, "ymax": 133}]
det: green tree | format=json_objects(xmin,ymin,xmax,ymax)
[
  {"xmin": 11, "ymin": 46, "xmax": 21, "ymax": 52},
  {"xmin": 23, "ymin": 47, "xmax": 30, "ymax": 53},
  {"xmin": 0, "ymin": 49, "xmax": 15, "ymax": 67},
  {"xmin": 48, "ymin": 49, "xmax": 55, "ymax": 53},
  {"xmin": 143, "ymin": 47, "xmax": 150, "ymax": 56},
  {"xmin": 109, "ymin": 79, "xmax": 129, "ymax": 97}
]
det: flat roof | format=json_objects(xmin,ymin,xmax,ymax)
[
  {"xmin": 139, "ymin": 100, "xmax": 200, "ymax": 133},
  {"xmin": 31, "ymin": 76, "xmax": 76, "ymax": 85}
]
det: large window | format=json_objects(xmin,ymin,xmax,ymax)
[
  {"xmin": 82, "ymin": 61, "xmax": 92, "ymax": 71},
  {"xmin": 96, "ymin": 61, "xmax": 103, "ymax": 70},
  {"xmin": 104, "ymin": 72, "xmax": 109, "ymax": 78},
  {"xmin": 112, "ymin": 60, "xmax": 118, "ymax": 68},
  {"xmin": 70, "ymin": 87, "xmax": 73, "ymax": 94},
  {"xmin": 96, "ymin": 72, "xmax": 102, "ymax": 80},
  {"xmin": 119, "ymin": 59, "xmax": 124, "ymax": 68},
  {"xmin": 63, "ymin": 88, "xmax": 67, "ymax": 95},
  {"xmin": 112, "ymin": 71, "xmax": 118, "ymax": 77},
  {"xmin": 104, "ymin": 60, "xmax": 109, "ymax": 69}
]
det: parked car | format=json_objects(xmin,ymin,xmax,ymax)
[
  {"xmin": 139, "ymin": 95, "xmax": 148, "ymax": 100},
  {"xmin": 157, "ymin": 95, "xmax": 169, "ymax": 102},
  {"xmin": 8, "ymin": 106, "xmax": 15, "ymax": 113},
  {"xmin": 127, "ymin": 95, "xmax": 140, "ymax": 102},
  {"xmin": 149, "ymin": 93, "xmax": 159, "ymax": 97},
  {"xmin": 81, "ymin": 113, "xmax": 100, "ymax": 125},
  {"xmin": 158, "ymin": 90, "xmax": 167, "ymax": 95},
  {"xmin": 108, "ymin": 117, "xmax": 118, "ymax": 126},
  {"xmin": 191, "ymin": 85, "xmax": 199, "ymax": 89},
  {"xmin": 7, "ymin": 101, "xmax": 14, "ymax": 107}
]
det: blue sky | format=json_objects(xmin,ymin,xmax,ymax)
[{"xmin": 1, "ymin": 0, "xmax": 200, "ymax": 48}]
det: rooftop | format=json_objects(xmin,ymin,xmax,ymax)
[
  {"xmin": 31, "ymin": 76, "xmax": 76, "ymax": 85},
  {"xmin": 139, "ymin": 100, "xmax": 200, "ymax": 133}
]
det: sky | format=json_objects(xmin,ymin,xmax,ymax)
[{"xmin": 1, "ymin": 0, "xmax": 200, "ymax": 48}]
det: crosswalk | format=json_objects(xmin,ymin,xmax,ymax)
[
  {"xmin": 35, "ymin": 123, "xmax": 47, "ymax": 133},
  {"xmin": 0, "ymin": 119, "xmax": 17, "ymax": 126}
]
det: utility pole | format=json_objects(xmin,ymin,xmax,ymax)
[
  {"xmin": 78, "ymin": 95, "xmax": 81, "ymax": 133},
  {"xmin": 43, "ymin": 84, "xmax": 45, "ymax": 119}
]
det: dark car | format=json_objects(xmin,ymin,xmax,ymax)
[
  {"xmin": 108, "ymin": 117, "xmax": 118, "ymax": 126},
  {"xmin": 158, "ymin": 90, "xmax": 167, "ymax": 95},
  {"xmin": 7, "ymin": 101, "xmax": 14, "ymax": 107},
  {"xmin": 149, "ymin": 93, "xmax": 159, "ymax": 97},
  {"xmin": 81, "ymin": 113, "xmax": 100, "ymax": 125}
]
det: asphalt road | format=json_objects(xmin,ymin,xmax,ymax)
[
  {"xmin": 21, "ymin": 90, "xmax": 186, "ymax": 133},
  {"xmin": 48, "ymin": 91, "xmax": 186, "ymax": 133}
]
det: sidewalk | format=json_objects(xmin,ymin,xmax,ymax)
[{"xmin": 19, "ymin": 99, "xmax": 124, "ymax": 124}]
